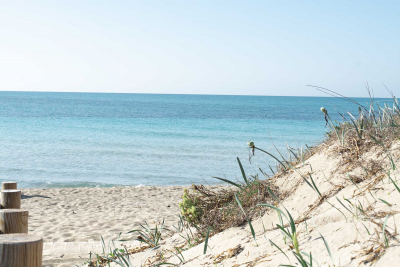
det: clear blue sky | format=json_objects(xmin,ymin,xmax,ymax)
[{"xmin": 1, "ymin": 1, "xmax": 399, "ymax": 97}]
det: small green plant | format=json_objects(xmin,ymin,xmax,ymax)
[
  {"xmin": 126, "ymin": 219, "xmax": 169, "ymax": 248},
  {"xmin": 85, "ymin": 234, "xmax": 176, "ymax": 267},
  {"xmin": 173, "ymin": 247, "xmax": 185, "ymax": 263},
  {"xmin": 179, "ymin": 189, "xmax": 203, "ymax": 225},
  {"xmin": 172, "ymin": 215, "xmax": 200, "ymax": 247},
  {"xmin": 258, "ymin": 204, "xmax": 300, "ymax": 254},
  {"xmin": 268, "ymin": 239, "xmax": 289, "ymax": 261},
  {"xmin": 105, "ymin": 246, "xmax": 176, "ymax": 267},
  {"xmin": 388, "ymin": 175, "xmax": 400, "ymax": 194},
  {"xmin": 203, "ymin": 227, "xmax": 211, "ymax": 254},
  {"xmin": 383, "ymin": 215, "xmax": 389, "ymax": 247},
  {"xmin": 259, "ymin": 204, "xmax": 318, "ymax": 266},
  {"xmin": 321, "ymin": 107, "xmax": 346, "ymax": 146},
  {"xmin": 235, "ymin": 193, "xmax": 257, "ymax": 245}
]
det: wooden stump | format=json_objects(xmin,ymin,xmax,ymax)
[
  {"xmin": 1, "ymin": 190, "xmax": 21, "ymax": 209},
  {"xmin": 0, "ymin": 234, "xmax": 42, "ymax": 267},
  {"xmin": 1, "ymin": 182, "xmax": 17, "ymax": 191},
  {"xmin": 0, "ymin": 209, "xmax": 28, "ymax": 234}
]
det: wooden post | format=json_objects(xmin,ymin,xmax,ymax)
[
  {"xmin": 1, "ymin": 190, "xmax": 21, "ymax": 209},
  {"xmin": 1, "ymin": 182, "xmax": 17, "ymax": 191},
  {"xmin": 0, "ymin": 209, "xmax": 28, "ymax": 234},
  {"xmin": 0, "ymin": 234, "xmax": 43, "ymax": 267}
]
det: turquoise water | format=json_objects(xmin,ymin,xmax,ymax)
[{"xmin": 0, "ymin": 92, "xmax": 387, "ymax": 188}]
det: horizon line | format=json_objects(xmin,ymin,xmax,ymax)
[{"xmin": 0, "ymin": 90, "xmax": 392, "ymax": 99}]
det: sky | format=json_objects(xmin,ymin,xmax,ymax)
[{"xmin": 0, "ymin": 1, "xmax": 399, "ymax": 97}]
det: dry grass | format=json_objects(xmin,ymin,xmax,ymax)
[{"xmin": 181, "ymin": 178, "xmax": 279, "ymax": 234}]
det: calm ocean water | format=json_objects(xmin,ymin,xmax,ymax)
[{"xmin": 0, "ymin": 92, "xmax": 389, "ymax": 188}]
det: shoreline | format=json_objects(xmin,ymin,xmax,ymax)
[{"xmin": 17, "ymin": 181, "xmax": 227, "ymax": 190}]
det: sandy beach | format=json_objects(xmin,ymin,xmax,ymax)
[{"xmin": 21, "ymin": 186, "xmax": 186, "ymax": 243}]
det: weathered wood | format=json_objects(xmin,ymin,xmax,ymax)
[
  {"xmin": 0, "ymin": 234, "xmax": 42, "ymax": 267},
  {"xmin": 1, "ymin": 190, "xmax": 21, "ymax": 209},
  {"xmin": 1, "ymin": 182, "xmax": 17, "ymax": 191},
  {"xmin": 0, "ymin": 209, "xmax": 28, "ymax": 234}
]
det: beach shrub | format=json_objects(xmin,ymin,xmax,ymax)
[
  {"xmin": 179, "ymin": 188, "xmax": 203, "ymax": 225},
  {"xmin": 179, "ymin": 177, "xmax": 279, "ymax": 234}
]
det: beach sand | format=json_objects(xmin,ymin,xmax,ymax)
[{"xmin": 21, "ymin": 186, "xmax": 186, "ymax": 243}]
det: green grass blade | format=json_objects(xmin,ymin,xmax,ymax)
[
  {"xmin": 309, "ymin": 174, "xmax": 322, "ymax": 196},
  {"xmin": 136, "ymin": 233, "xmax": 156, "ymax": 247},
  {"xmin": 347, "ymin": 173, "xmax": 359, "ymax": 189},
  {"xmin": 292, "ymin": 251, "xmax": 308, "ymax": 267},
  {"xmin": 289, "ymin": 148, "xmax": 300, "ymax": 162},
  {"xmin": 276, "ymin": 224, "xmax": 291, "ymax": 238},
  {"xmin": 383, "ymin": 214, "xmax": 389, "ymax": 247},
  {"xmin": 379, "ymin": 198, "xmax": 392, "ymax": 207},
  {"xmin": 267, "ymin": 187, "xmax": 281, "ymax": 203},
  {"xmin": 203, "ymin": 227, "xmax": 210, "ymax": 254},
  {"xmin": 300, "ymin": 252, "xmax": 317, "ymax": 267},
  {"xmin": 286, "ymin": 208, "xmax": 296, "ymax": 236},
  {"xmin": 361, "ymin": 222, "xmax": 370, "ymax": 235},
  {"xmin": 388, "ymin": 176, "xmax": 400, "ymax": 194},
  {"xmin": 257, "ymin": 203, "xmax": 289, "ymax": 222},
  {"xmin": 117, "ymin": 251, "xmax": 130, "ymax": 266},
  {"xmin": 155, "ymin": 224, "xmax": 159, "ymax": 245},
  {"xmin": 336, "ymin": 197, "xmax": 352, "ymax": 214},
  {"xmin": 259, "ymin": 166, "xmax": 270, "ymax": 178},
  {"xmin": 348, "ymin": 112, "xmax": 362, "ymax": 138},
  {"xmin": 175, "ymin": 247, "xmax": 185, "ymax": 262},
  {"xmin": 343, "ymin": 197, "xmax": 353, "ymax": 207},
  {"xmin": 369, "ymin": 134, "xmax": 385, "ymax": 147},
  {"xmin": 327, "ymin": 201, "xmax": 347, "ymax": 222},
  {"xmin": 143, "ymin": 222, "xmax": 150, "ymax": 231},
  {"xmin": 235, "ymin": 194, "xmax": 257, "ymax": 244},
  {"xmin": 269, "ymin": 239, "xmax": 290, "ymax": 261},
  {"xmin": 237, "ymin": 157, "xmax": 249, "ymax": 185},
  {"xmin": 211, "ymin": 176, "xmax": 241, "ymax": 188},
  {"xmin": 278, "ymin": 210, "xmax": 284, "ymax": 228},
  {"xmin": 350, "ymin": 118, "xmax": 362, "ymax": 139},
  {"xmin": 320, "ymin": 234, "xmax": 333, "ymax": 263},
  {"xmin": 255, "ymin": 147, "xmax": 287, "ymax": 170},
  {"xmin": 247, "ymin": 220, "xmax": 257, "ymax": 245},
  {"xmin": 101, "ymin": 236, "xmax": 106, "ymax": 256},
  {"xmin": 269, "ymin": 165, "xmax": 276, "ymax": 175},
  {"xmin": 301, "ymin": 174, "xmax": 315, "ymax": 192}
]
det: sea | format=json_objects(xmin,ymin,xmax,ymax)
[{"xmin": 0, "ymin": 91, "xmax": 390, "ymax": 188}]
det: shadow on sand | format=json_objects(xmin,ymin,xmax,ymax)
[{"xmin": 21, "ymin": 194, "xmax": 51, "ymax": 199}]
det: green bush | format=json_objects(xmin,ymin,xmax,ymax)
[{"xmin": 179, "ymin": 188, "xmax": 203, "ymax": 224}]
